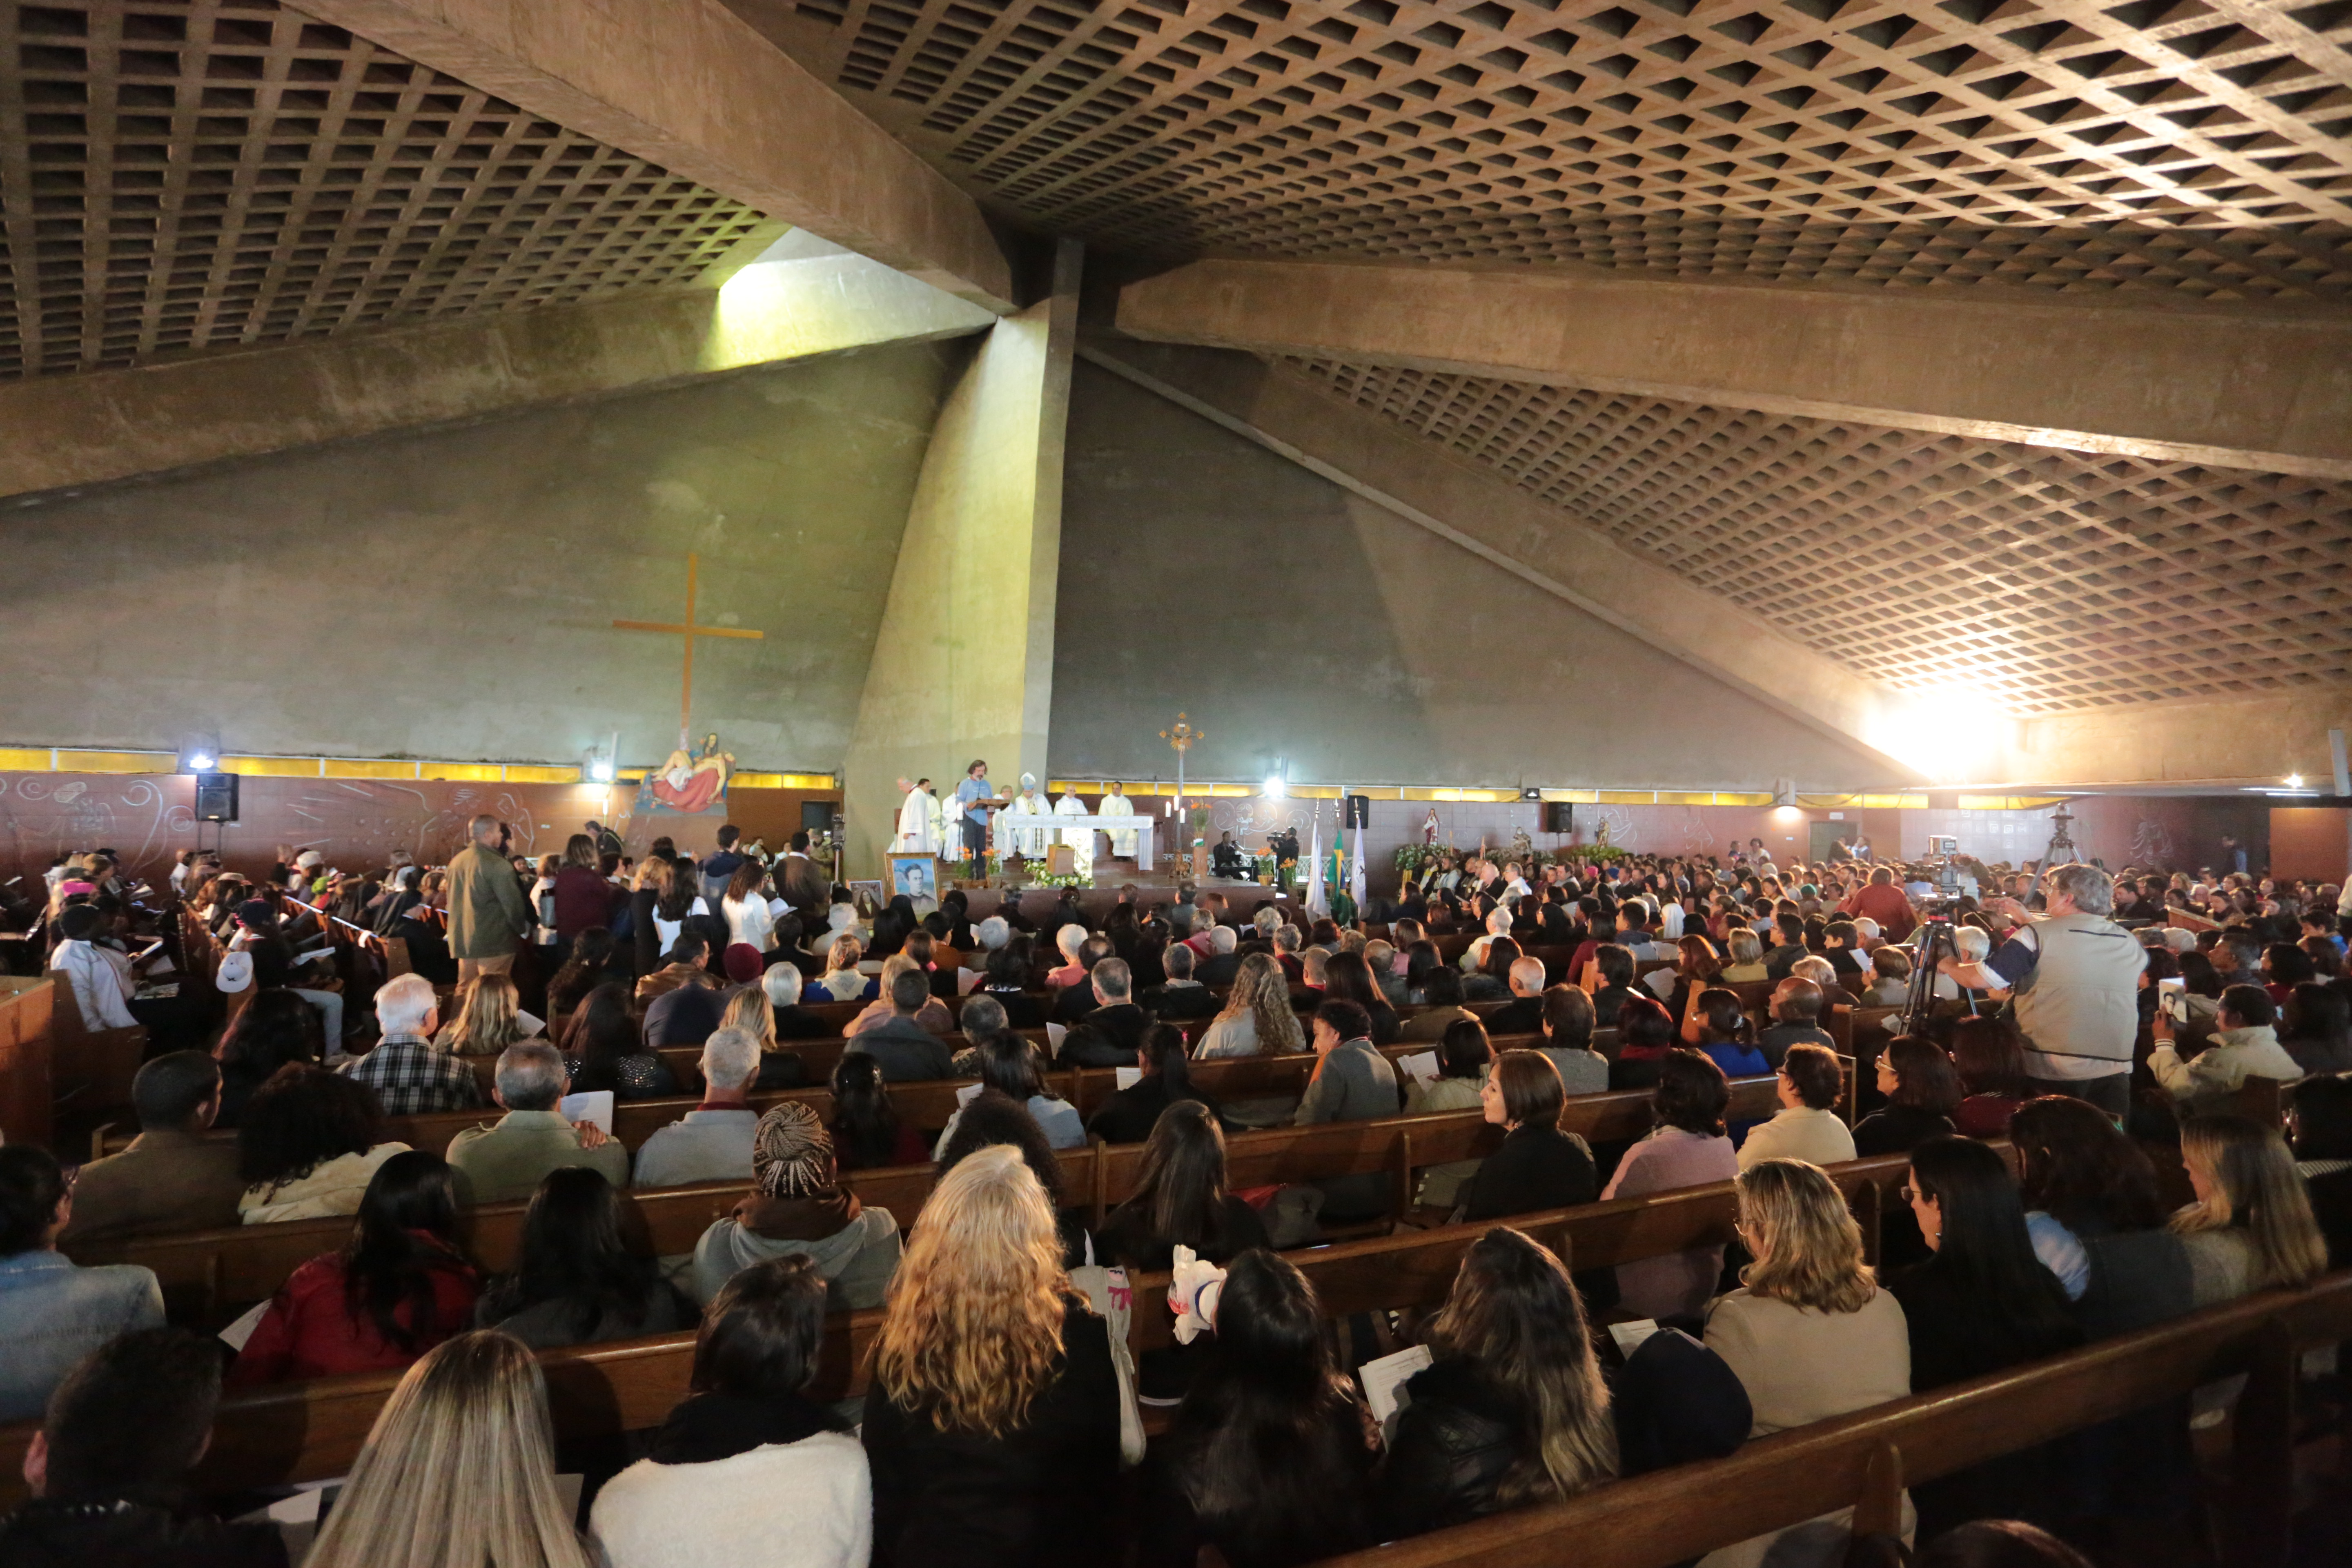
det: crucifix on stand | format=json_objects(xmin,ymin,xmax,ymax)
[{"xmin": 612, "ymin": 552, "xmax": 763, "ymax": 746}]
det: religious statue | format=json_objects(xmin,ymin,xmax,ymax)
[
  {"xmin": 1422, "ymin": 806, "xmax": 1440, "ymax": 846},
  {"xmin": 1510, "ymin": 827, "xmax": 1533, "ymax": 869},
  {"xmin": 1593, "ymin": 816, "xmax": 1613, "ymax": 851},
  {"xmin": 644, "ymin": 732, "xmax": 731, "ymax": 815}
]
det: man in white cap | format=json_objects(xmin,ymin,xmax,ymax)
[
  {"xmin": 1004, "ymin": 773, "xmax": 1051, "ymax": 860},
  {"xmin": 1052, "ymin": 785, "xmax": 1094, "ymax": 875}
]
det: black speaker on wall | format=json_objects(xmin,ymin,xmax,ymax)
[
  {"xmin": 195, "ymin": 772, "xmax": 240, "ymax": 824},
  {"xmin": 1543, "ymin": 801, "xmax": 1574, "ymax": 834},
  {"xmin": 1344, "ymin": 794, "xmax": 1370, "ymax": 829}
]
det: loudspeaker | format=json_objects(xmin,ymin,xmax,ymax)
[
  {"xmin": 1543, "ymin": 802, "xmax": 1574, "ymax": 834},
  {"xmin": 195, "ymin": 772, "xmax": 240, "ymax": 823},
  {"xmin": 1344, "ymin": 794, "xmax": 1370, "ymax": 829}
]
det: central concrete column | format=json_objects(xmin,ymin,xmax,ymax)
[{"xmin": 842, "ymin": 241, "xmax": 1081, "ymax": 877}]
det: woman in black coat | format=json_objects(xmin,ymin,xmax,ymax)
[
  {"xmin": 1887, "ymin": 1136, "xmax": 2082, "ymax": 1537},
  {"xmin": 1086, "ymin": 1026, "xmax": 1224, "ymax": 1145},
  {"xmin": 1851, "ymin": 1036, "xmax": 1962, "ymax": 1157},
  {"xmin": 1142, "ymin": 1250, "xmax": 1379, "ymax": 1568},
  {"xmin": 1461, "ymin": 1051, "xmax": 1597, "ymax": 1223},
  {"xmin": 1377, "ymin": 1227, "xmax": 1617, "ymax": 1539}
]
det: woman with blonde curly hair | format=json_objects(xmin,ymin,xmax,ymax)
[
  {"xmin": 305, "ymin": 1330, "xmax": 590, "ymax": 1568},
  {"xmin": 862, "ymin": 1143, "xmax": 1120, "ymax": 1567},
  {"xmin": 811, "ymin": 934, "xmax": 874, "ymax": 1002},
  {"xmin": 1192, "ymin": 952, "xmax": 1306, "ymax": 1060},
  {"xmin": 1702, "ymin": 1158, "xmax": 1912, "ymax": 1568},
  {"xmin": 434, "ymin": 972, "xmax": 524, "ymax": 1058}
]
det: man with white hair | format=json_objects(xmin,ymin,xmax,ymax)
[
  {"xmin": 1195, "ymin": 923, "xmax": 1243, "ymax": 987},
  {"xmin": 1486, "ymin": 956, "xmax": 1551, "ymax": 1035},
  {"xmin": 633, "ymin": 1027, "xmax": 763, "ymax": 1187},
  {"xmin": 1459, "ymin": 904, "xmax": 1516, "ymax": 973},
  {"xmin": 762, "ymin": 962, "xmax": 830, "ymax": 1043},
  {"xmin": 1851, "ymin": 917, "xmax": 1882, "ymax": 952},
  {"xmin": 339, "ymin": 972, "xmax": 484, "ymax": 1115},
  {"xmin": 974, "ymin": 914, "xmax": 1010, "ymax": 953},
  {"xmin": 1939, "ymin": 863, "xmax": 2144, "ymax": 1117},
  {"xmin": 1045, "ymin": 924, "xmax": 1090, "ymax": 989},
  {"xmin": 445, "ymin": 1042, "xmax": 627, "ymax": 1203}
]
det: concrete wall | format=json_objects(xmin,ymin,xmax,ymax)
[
  {"xmin": 840, "ymin": 245, "xmax": 1081, "ymax": 878},
  {"xmin": 4, "ymin": 337, "xmax": 971, "ymax": 773},
  {"xmin": 1049, "ymin": 360, "xmax": 1911, "ymax": 794}
]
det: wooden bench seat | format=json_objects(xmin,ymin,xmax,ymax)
[
  {"xmin": 64, "ymin": 1073, "xmax": 1787, "ymax": 1325},
  {"xmin": 22, "ymin": 1141, "xmax": 2323, "ymax": 1548}
]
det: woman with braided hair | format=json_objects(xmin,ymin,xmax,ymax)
[{"xmin": 686, "ymin": 1101, "xmax": 904, "ymax": 1310}]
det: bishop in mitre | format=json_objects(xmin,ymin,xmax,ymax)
[
  {"xmin": 1053, "ymin": 786, "xmax": 1094, "ymax": 875},
  {"xmin": 1004, "ymin": 773, "xmax": 1052, "ymax": 859},
  {"xmin": 895, "ymin": 777, "xmax": 943, "ymax": 853},
  {"xmin": 1099, "ymin": 782, "xmax": 1138, "ymax": 859}
]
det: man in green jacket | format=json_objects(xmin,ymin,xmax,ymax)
[{"xmin": 448, "ymin": 813, "xmax": 530, "ymax": 982}]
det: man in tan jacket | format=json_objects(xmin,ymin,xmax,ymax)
[{"xmin": 447, "ymin": 813, "xmax": 531, "ymax": 983}]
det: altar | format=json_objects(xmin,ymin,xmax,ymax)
[{"xmin": 994, "ymin": 811, "xmax": 1159, "ymax": 871}]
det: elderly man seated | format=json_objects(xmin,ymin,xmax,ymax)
[{"xmin": 445, "ymin": 1042, "xmax": 627, "ymax": 1204}]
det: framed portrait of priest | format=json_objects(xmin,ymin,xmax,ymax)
[{"xmin": 887, "ymin": 852, "xmax": 940, "ymax": 910}]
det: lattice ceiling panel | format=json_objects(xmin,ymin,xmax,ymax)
[
  {"xmin": 0, "ymin": 0, "xmax": 771, "ymax": 379},
  {"xmin": 764, "ymin": 0, "xmax": 2352, "ymax": 296},
  {"xmin": 1284, "ymin": 356, "xmax": 2352, "ymax": 711}
]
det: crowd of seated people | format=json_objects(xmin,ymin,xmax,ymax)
[{"xmin": 7, "ymin": 833, "xmax": 2352, "ymax": 1566}]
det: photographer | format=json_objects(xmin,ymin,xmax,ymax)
[{"xmin": 1936, "ymin": 863, "xmax": 2145, "ymax": 1118}]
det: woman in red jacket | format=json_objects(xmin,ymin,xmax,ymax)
[{"xmin": 230, "ymin": 1150, "xmax": 479, "ymax": 1385}]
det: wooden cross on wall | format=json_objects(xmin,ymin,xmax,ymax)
[{"xmin": 612, "ymin": 552, "xmax": 764, "ymax": 745}]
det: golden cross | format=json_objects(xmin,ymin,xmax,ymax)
[{"xmin": 612, "ymin": 552, "xmax": 764, "ymax": 745}]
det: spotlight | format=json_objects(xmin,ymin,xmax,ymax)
[
  {"xmin": 2286, "ymin": 773, "xmax": 2303, "ymax": 789},
  {"xmin": 588, "ymin": 758, "xmax": 615, "ymax": 783},
  {"xmin": 178, "ymin": 735, "xmax": 221, "ymax": 774},
  {"xmin": 1263, "ymin": 774, "xmax": 1286, "ymax": 799},
  {"xmin": 187, "ymin": 751, "xmax": 216, "ymax": 771}
]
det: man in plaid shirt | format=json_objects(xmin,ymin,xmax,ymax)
[{"xmin": 340, "ymin": 972, "xmax": 485, "ymax": 1115}]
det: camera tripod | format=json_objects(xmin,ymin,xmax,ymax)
[
  {"xmin": 2040, "ymin": 804, "xmax": 2079, "ymax": 871},
  {"xmin": 1903, "ymin": 919, "xmax": 1982, "ymax": 1037}
]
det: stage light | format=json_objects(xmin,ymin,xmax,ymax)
[
  {"xmin": 588, "ymin": 758, "xmax": 615, "ymax": 783},
  {"xmin": 178, "ymin": 734, "xmax": 221, "ymax": 774},
  {"xmin": 188, "ymin": 751, "xmax": 215, "ymax": 771},
  {"xmin": 2286, "ymin": 773, "xmax": 2303, "ymax": 789},
  {"xmin": 1263, "ymin": 774, "xmax": 1286, "ymax": 799}
]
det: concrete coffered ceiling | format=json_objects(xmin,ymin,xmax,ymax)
[{"xmin": 4, "ymin": 0, "xmax": 2350, "ymax": 771}]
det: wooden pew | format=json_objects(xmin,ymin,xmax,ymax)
[
  {"xmin": 0, "ymin": 975, "xmax": 56, "ymax": 1149},
  {"xmin": 1306, "ymin": 1274, "xmax": 2352, "ymax": 1568},
  {"xmin": 42, "ymin": 967, "xmax": 144, "ymax": 1125},
  {"xmin": 4, "ymin": 1143, "xmax": 2196, "ymax": 1525}
]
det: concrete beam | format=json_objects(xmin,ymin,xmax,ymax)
[
  {"xmin": 1116, "ymin": 260, "xmax": 2352, "ymax": 481},
  {"xmin": 1082, "ymin": 336, "xmax": 1924, "ymax": 784},
  {"xmin": 0, "ymin": 252, "xmax": 995, "ymax": 500},
  {"xmin": 296, "ymin": 0, "xmax": 1021, "ymax": 311},
  {"xmin": 841, "ymin": 241, "xmax": 1084, "ymax": 878}
]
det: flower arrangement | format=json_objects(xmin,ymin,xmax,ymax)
[{"xmin": 1030, "ymin": 869, "xmax": 1093, "ymax": 890}]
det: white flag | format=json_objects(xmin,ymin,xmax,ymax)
[
  {"xmin": 1349, "ymin": 816, "xmax": 1367, "ymax": 911},
  {"xmin": 1305, "ymin": 803, "xmax": 1328, "ymax": 918}
]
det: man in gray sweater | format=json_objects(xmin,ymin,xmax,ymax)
[
  {"xmin": 1295, "ymin": 998, "xmax": 1401, "ymax": 1223},
  {"xmin": 633, "ymin": 1028, "xmax": 762, "ymax": 1188}
]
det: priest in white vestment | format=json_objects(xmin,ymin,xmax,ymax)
[
  {"xmin": 1099, "ymin": 784, "xmax": 1138, "ymax": 858},
  {"xmin": 896, "ymin": 778, "xmax": 942, "ymax": 853},
  {"xmin": 1004, "ymin": 774, "xmax": 1052, "ymax": 858},
  {"xmin": 1053, "ymin": 788, "xmax": 1094, "ymax": 875}
]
